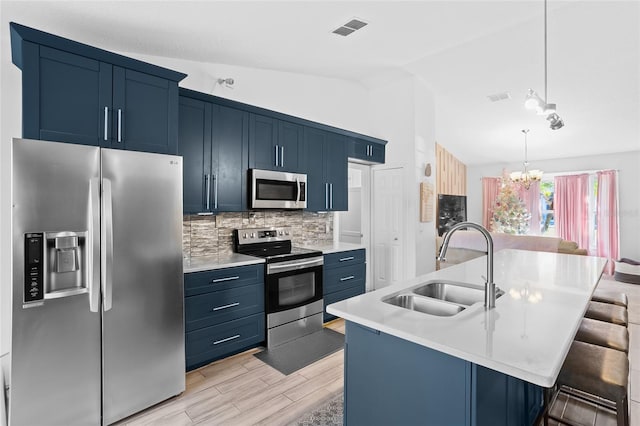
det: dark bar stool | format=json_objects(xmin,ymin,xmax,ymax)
[
  {"xmin": 554, "ymin": 340, "xmax": 629, "ymax": 426},
  {"xmin": 591, "ymin": 289, "xmax": 628, "ymax": 308},
  {"xmin": 574, "ymin": 318, "xmax": 629, "ymax": 353},
  {"xmin": 584, "ymin": 301, "xmax": 628, "ymax": 327}
]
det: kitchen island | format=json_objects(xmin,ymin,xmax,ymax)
[{"xmin": 327, "ymin": 249, "xmax": 607, "ymax": 426}]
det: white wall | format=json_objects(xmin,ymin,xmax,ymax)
[
  {"xmin": 466, "ymin": 151, "xmax": 640, "ymax": 260},
  {"xmin": 368, "ymin": 75, "xmax": 437, "ymax": 279}
]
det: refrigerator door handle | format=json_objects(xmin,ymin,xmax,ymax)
[
  {"xmin": 101, "ymin": 178, "xmax": 114, "ymax": 311},
  {"xmin": 88, "ymin": 178, "xmax": 101, "ymax": 312}
]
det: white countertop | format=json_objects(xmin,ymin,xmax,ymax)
[
  {"xmin": 301, "ymin": 241, "xmax": 365, "ymax": 254},
  {"xmin": 327, "ymin": 249, "xmax": 607, "ymax": 387},
  {"xmin": 183, "ymin": 253, "xmax": 265, "ymax": 273}
]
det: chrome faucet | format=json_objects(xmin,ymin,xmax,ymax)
[{"xmin": 437, "ymin": 222, "xmax": 497, "ymax": 309}]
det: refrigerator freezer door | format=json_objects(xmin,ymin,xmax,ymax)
[
  {"xmin": 11, "ymin": 138, "xmax": 102, "ymax": 425},
  {"xmin": 101, "ymin": 149, "xmax": 185, "ymax": 424}
]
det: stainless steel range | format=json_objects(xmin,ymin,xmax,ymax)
[{"xmin": 234, "ymin": 227, "xmax": 323, "ymax": 348}]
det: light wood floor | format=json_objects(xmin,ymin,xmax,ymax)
[{"xmin": 118, "ymin": 320, "xmax": 345, "ymax": 426}]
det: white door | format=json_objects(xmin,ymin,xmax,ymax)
[
  {"xmin": 339, "ymin": 165, "xmax": 369, "ymax": 244},
  {"xmin": 372, "ymin": 167, "xmax": 404, "ymax": 289}
]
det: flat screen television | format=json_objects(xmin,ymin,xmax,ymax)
[{"xmin": 437, "ymin": 194, "xmax": 467, "ymax": 236}]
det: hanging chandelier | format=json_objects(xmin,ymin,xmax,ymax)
[{"xmin": 510, "ymin": 129, "xmax": 543, "ymax": 190}]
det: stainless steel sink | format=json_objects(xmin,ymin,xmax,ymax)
[
  {"xmin": 382, "ymin": 294, "xmax": 465, "ymax": 317},
  {"xmin": 382, "ymin": 280, "xmax": 504, "ymax": 317},
  {"xmin": 413, "ymin": 281, "xmax": 487, "ymax": 306}
]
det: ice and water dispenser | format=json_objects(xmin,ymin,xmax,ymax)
[{"xmin": 24, "ymin": 231, "xmax": 89, "ymax": 306}]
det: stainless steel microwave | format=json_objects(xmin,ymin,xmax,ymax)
[{"xmin": 250, "ymin": 169, "xmax": 307, "ymax": 209}]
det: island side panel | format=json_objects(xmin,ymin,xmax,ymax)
[
  {"xmin": 344, "ymin": 321, "xmax": 544, "ymax": 426},
  {"xmin": 344, "ymin": 321, "xmax": 472, "ymax": 426}
]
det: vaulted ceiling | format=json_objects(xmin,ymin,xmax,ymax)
[{"xmin": 3, "ymin": 1, "xmax": 639, "ymax": 165}]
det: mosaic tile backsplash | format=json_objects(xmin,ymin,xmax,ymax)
[{"xmin": 183, "ymin": 211, "xmax": 334, "ymax": 258}]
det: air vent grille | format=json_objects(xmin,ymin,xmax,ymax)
[
  {"xmin": 332, "ymin": 18, "xmax": 368, "ymax": 37},
  {"xmin": 487, "ymin": 91, "xmax": 512, "ymax": 102}
]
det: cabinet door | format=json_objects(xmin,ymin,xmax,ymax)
[
  {"xmin": 22, "ymin": 44, "xmax": 111, "ymax": 146},
  {"xmin": 278, "ymin": 120, "xmax": 303, "ymax": 172},
  {"xmin": 303, "ymin": 127, "xmax": 328, "ymax": 211},
  {"xmin": 112, "ymin": 67, "xmax": 178, "ymax": 154},
  {"xmin": 212, "ymin": 105, "xmax": 248, "ymax": 212},
  {"xmin": 325, "ymin": 133, "xmax": 348, "ymax": 211},
  {"xmin": 178, "ymin": 96, "xmax": 212, "ymax": 214},
  {"xmin": 248, "ymin": 113, "xmax": 278, "ymax": 170}
]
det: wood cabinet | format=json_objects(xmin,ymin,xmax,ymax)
[
  {"xmin": 11, "ymin": 22, "xmax": 185, "ymax": 154},
  {"xmin": 323, "ymin": 249, "xmax": 366, "ymax": 322},
  {"xmin": 348, "ymin": 137, "xmax": 386, "ymax": 164},
  {"xmin": 249, "ymin": 114, "xmax": 303, "ymax": 172},
  {"xmin": 179, "ymin": 89, "xmax": 248, "ymax": 214},
  {"xmin": 304, "ymin": 127, "xmax": 348, "ymax": 211},
  {"xmin": 344, "ymin": 321, "xmax": 543, "ymax": 425},
  {"xmin": 184, "ymin": 264, "xmax": 265, "ymax": 371}
]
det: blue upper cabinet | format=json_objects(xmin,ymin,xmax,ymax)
[
  {"xmin": 10, "ymin": 22, "xmax": 186, "ymax": 154},
  {"xmin": 179, "ymin": 89, "xmax": 248, "ymax": 214},
  {"xmin": 249, "ymin": 114, "xmax": 303, "ymax": 172},
  {"xmin": 303, "ymin": 127, "xmax": 348, "ymax": 211},
  {"xmin": 348, "ymin": 137, "xmax": 386, "ymax": 164}
]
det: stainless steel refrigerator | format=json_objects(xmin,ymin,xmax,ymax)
[{"xmin": 10, "ymin": 138, "xmax": 185, "ymax": 425}]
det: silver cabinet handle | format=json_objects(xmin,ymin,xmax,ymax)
[
  {"xmin": 281, "ymin": 146, "xmax": 284, "ymax": 168},
  {"xmin": 340, "ymin": 275, "xmax": 355, "ymax": 281},
  {"xmin": 213, "ymin": 173, "xmax": 218, "ymax": 209},
  {"xmin": 212, "ymin": 302, "xmax": 240, "ymax": 311},
  {"xmin": 212, "ymin": 275, "xmax": 240, "ymax": 283},
  {"xmin": 213, "ymin": 334, "xmax": 240, "ymax": 345},
  {"xmin": 325, "ymin": 183, "xmax": 329, "ymax": 210},
  {"xmin": 339, "ymin": 256, "xmax": 355, "ymax": 262},
  {"xmin": 117, "ymin": 109, "xmax": 122, "ymax": 143},
  {"xmin": 366, "ymin": 145, "xmax": 369, "ymax": 156},
  {"xmin": 275, "ymin": 145, "xmax": 279, "ymax": 167},
  {"xmin": 101, "ymin": 178, "xmax": 113, "ymax": 312},
  {"xmin": 204, "ymin": 174, "xmax": 211, "ymax": 211},
  {"xmin": 88, "ymin": 178, "xmax": 101, "ymax": 312},
  {"xmin": 103, "ymin": 107, "xmax": 109, "ymax": 141},
  {"xmin": 329, "ymin": 183, "xmax": 333, "ymax": 209}
]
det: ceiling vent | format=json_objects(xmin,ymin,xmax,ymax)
[
  {"xmin": 487, "ymin": 91, "xmax": 512, "ymax": 102},
  {"xmin": 332, "ymin": 18, "xmax": 368, "ymax": 37}
]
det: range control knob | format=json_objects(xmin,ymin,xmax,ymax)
[
  {"xmin": 250, "ymin": 232, "xmax": 255, "ymax": 238},
  {"xmin": 279, "ymin": 231, "xmax": 284, "ymax": 236},
  {"xmin": 243, "ymin": 233, "xmax": 248, "ymax": 239},
  {"xmin": 285, "ymin": 231, "xmax": 290, "ymax": 236}
]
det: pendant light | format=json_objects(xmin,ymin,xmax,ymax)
[
  {"xmin": 524, "ymin": 0, "xmax": 564, "ymax": 130},
  {"xmin": 510, "ymin": 129, "xmax": 543, "ymax": 190}
]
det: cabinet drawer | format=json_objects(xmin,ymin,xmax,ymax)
[
  {"xmin": 185, "ymin": 264, "xmax": 264, "ymax": 297},
  {"xmin": 323, "ymin": 283, "xmax": 365, "ymax": 322},
  {"xmin": 324, "ymin": 249, "xmax": 365, "ymax": 269},
  {"xmin": 185, "ymin": 282, "xmax": 264, "ymax": 332},
  {"xmin": 186, "ymin": 313, "xmax": 265, "ymax": 371},
  {"xmin": 324, "ymin": 263, "xmax": 365, "ymax": 295}
]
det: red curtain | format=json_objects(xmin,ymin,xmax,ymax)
[
  {"xmin": 555, "ymin": 174, "xmax": 590, "ymax": 251},
  {"xmin": 482, "ymin": 177, "xmax": 502, "ymax": 229},
  {"xmin": 596, "ymin": 170, "xmax": 619, "ymax": 274}
]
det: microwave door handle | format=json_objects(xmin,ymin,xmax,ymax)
[
  {"xmin": 296, "ymin": 179, "xmax": 300, "ymax": 202},
  {"xmin": 101, "ymin": 178, "xmax": 113, "ymax": 312}
]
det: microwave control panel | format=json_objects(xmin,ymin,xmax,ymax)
[{"xmin": 24, "ymin": 232, "xmax": 44, "ymax": 304}]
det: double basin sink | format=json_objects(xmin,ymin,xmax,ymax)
[{"xmin": 382, "ymin": 280, "xmax": 504, "ymax": 317}]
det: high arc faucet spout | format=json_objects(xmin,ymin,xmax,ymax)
[{"xmin": 437, "ymin": 222, "xmax": 496, "ymax": 309}]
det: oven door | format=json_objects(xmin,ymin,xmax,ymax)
[
  {"xmin": 250, "ymin": 169, "xmax": 306, "ymax": 209},
  {"xmin": 265, "ymin": 257, "xmax": 323, "ymax": 314}
]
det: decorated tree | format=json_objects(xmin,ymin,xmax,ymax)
[{"xmin": 490, "ymin": 175, "xmax": 531, "ymax": 235}]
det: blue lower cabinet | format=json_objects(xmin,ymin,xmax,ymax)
[
  {"xmin": 344, "ymin": 321, "xmax": 543, "ymax": 426},
  {"xmin": 323, "ymin": 249, "xmax": 366, "ymax": 322},
  {"xmin": 184, "ymin": 264, "xmax": 265, "ymax": 371},
  {"xmin": 186, "ymin": 313, "xmax": 265, "ymax": 371}
]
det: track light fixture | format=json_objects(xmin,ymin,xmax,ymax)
[{"xmin": 524, "ymin": 0, "xmax": 564, "ymax": 130}]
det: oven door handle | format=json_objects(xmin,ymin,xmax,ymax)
[{"xmin": 267, "ymin": 257, "xmax": 324, "ymax": 274}]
